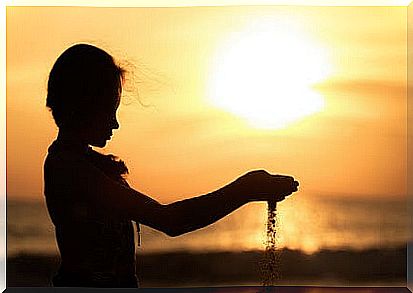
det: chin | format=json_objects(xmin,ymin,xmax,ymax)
[{"xmin": 90, "ymin": 139, "xmax": 108, "ymax": 148}]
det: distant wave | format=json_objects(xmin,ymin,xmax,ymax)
[{"xmin": 6, "ymin": 196, "xmax": 411, "ymax": 257}]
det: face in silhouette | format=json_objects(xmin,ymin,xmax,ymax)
[{"xmin": 83, "ymin": 101, "xmax": 120, "ymax": 148}]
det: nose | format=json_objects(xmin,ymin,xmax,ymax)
[{"xmin": 111, "ymin": 118, "xmax": 119, "ymax": 130}]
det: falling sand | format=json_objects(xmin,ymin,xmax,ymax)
[{"xmin": 261, "ymin": 200, "xmax": 282, "ymax": 287}]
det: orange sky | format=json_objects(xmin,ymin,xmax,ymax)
[{"xmin": 6, "ymin": 6, "xmax": 407, "ymax": 202}]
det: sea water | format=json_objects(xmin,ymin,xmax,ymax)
[{"xmin": 7, "ymin": 196, "xmax": 410, "ymax": 257}]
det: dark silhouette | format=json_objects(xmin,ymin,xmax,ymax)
[{"xmin": 43, "ymin": 43, "xmax": 299, "ymax": 288}]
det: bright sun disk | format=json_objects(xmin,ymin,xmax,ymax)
[{"xmin": 207, "ymin": 19, "xmax": 332, "ymax": 129}]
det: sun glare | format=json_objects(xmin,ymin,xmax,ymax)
[{"xmin": 207, "ymin": 19, "xmax": 332, "ymax": 130}]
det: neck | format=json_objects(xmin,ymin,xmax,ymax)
[{"xmin": 56, "ymin": 129, "xmax": 90, "ymax": 153}]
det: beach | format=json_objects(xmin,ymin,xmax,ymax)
[{"xmin": 7, "ymin": 246, "xmax": 406, "ymax": 287}]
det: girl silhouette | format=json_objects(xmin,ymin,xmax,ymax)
[{"xmin": 44, "ymin": 43, "xmax": 299, "ymax": 288}]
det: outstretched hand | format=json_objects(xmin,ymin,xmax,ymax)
[{"xmin": 235, "ymin": 170, "xmax": 299, "ymax": 203}]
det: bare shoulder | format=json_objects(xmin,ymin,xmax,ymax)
[{"xmin": 43, "ymin": 148, "xmax": 94, "ymax": 195}]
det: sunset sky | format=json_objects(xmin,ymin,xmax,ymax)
[{"xmin": 6, "ymin": 5, "xmax": 407, "ymax": 204}]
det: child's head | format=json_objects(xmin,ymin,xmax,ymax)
[{"xmin": 47, "ymin": 44, "xmax": 125, "ymax": 147}]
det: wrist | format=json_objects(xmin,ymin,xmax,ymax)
[{"xmin": 223, "ymin": 178, "xmax": 250, "ymax": 205}]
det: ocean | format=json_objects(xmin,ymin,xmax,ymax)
[{"xmin": 7, "ymin": 194, "xmax": 411, "ymax": 257}]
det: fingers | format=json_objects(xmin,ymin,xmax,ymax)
[
  {"xmin": 241, "ymin": 170, "xmax": 299, "ymax": 203},
  {"xmin": 271, "ymin": 174, "xmax": 299, "ymax": 194},
  {"xmin": 293, "ymin": 180, "xmax": 299, "ymax": 191}
]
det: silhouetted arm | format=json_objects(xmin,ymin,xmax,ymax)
[
  {"xmin": 49, "ymin": 151, "xmax": 297, "ymax": 237},
  {"xmin": 152, "ymin": 182, "xmax": 246, "ymax": 236}
]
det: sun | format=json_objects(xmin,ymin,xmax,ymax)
[{"xmin": 207, "ymin": 19, "xmax": 332, "ymax": 130}]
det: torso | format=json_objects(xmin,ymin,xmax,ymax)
[{"xmin": 44, "ymin": 140, "xmax": 138, "ymax": 287}]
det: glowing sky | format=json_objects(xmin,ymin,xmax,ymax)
[{"xmin": 6, "ymin": 6, "xmax": 407, "ymax": 202}]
